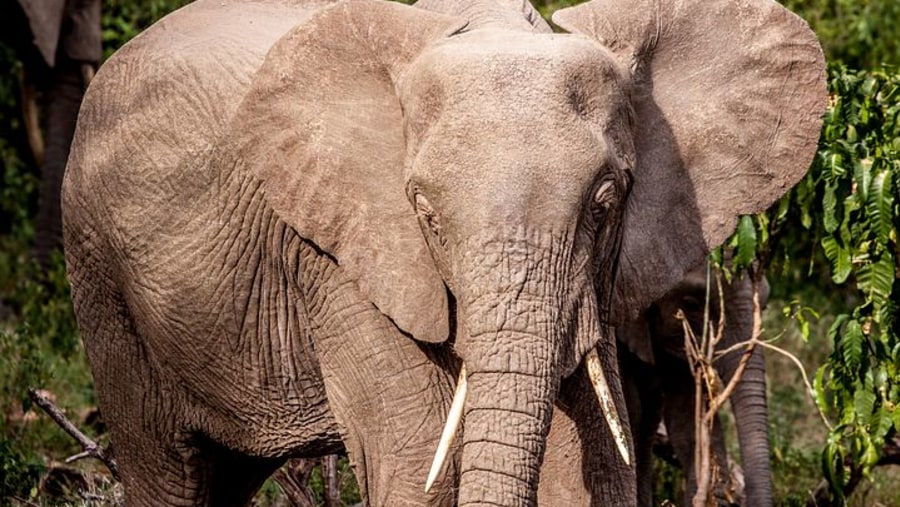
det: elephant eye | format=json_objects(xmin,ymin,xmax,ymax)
[
  {"xmin": 592, "ymin": 179, "xmax": 617, "ymax": 213},
  {"xmin": 415, "ymin": 193, "xmax": 441, "ymax": 234},
  {"xmin": 680, "ymin": 295, "xmax": 705, "ymax": 313}
]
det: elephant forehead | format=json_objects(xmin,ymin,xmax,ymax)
[{"xmin": 405, "ymin": 30, "xmax": 625, "ymax": 111}]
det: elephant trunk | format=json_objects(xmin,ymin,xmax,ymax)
[
  {"xmin": 717, "ymin": 275, "xmax": 771, "ymax": 506},
  {"xmin": 457, "ymin": 329, "xmax": 559, "ymax": 506},
  {"xmin": 452, "ymin": 239, "xmax": 567, "ymax": 507},
  {"xmin": 724, "ymin": 349, "xmax": 771, "ymax": 506}
]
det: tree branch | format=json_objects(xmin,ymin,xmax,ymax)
[{"xmin": 27, "ymin": 388, "xmax": 119, "ymax": 480}]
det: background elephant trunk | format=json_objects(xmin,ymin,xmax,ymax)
[
  {"xmin": 720, "ymin": 348, "xmax": 771, "ymax": 506},
  {"xmin": 718, "ymin": 274, "xmax": 772, "ymax": 506}
]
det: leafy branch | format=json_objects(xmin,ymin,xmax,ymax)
[{"xmin": 721, "ymin": 64, "xmax": 900, "ymax": 504}]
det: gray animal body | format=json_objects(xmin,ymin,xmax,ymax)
[{"xmin": 62, "ymin": 0, "xmax": 824, "ymax": 505}]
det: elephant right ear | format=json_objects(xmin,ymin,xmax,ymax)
[
  {"xmin": 554, "ymin": 0, "xmax": 826, "ymax": 324},
  {"xmin": 224, "ymin": 0, "xmax": 467, "ymax": 343}
]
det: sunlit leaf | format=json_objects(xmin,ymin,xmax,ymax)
[
  {"xmin": 733, "ymin": 215, "xmax": 757, "ymax": 270},
  {"xmin": 821, "ymin": 236, "xmax": 852, "ymax": 283},
  {"xmin": 857, "ymin": 254, "xmax": 896, "ymax": 301},
  {"xmin": 867, "ymin": 169, "xmax": 894, "ymax": 244}
]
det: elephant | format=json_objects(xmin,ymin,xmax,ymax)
[
  {"xmin": 61, "ymin": 0, "xmax": 824, "ymax": 505},
  {"xmin": 0, "ymin": 0, "xmax": 101, "ymax": 269},
  {"xmin": 619, "ymin": 264, "xmax": 771, "ymax": 506}
]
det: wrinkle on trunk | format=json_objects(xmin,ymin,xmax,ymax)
[
  {"xmin": 457, "ymin": 336, "xmax": 558, "ymax": 507},
  {"xmin": 716, "ymin": 280, "xmax": 771, "ymax": 507},
  {"xmin": 724, "ymin": 350, "xmax": 771, "ymax": 506},
  {"xmin": 453, "ymin": 237, "xmax": 571, "ymax": 507}
]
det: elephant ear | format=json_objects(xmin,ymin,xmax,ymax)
[
  {"xmin": 227, "ymin": 0, "xmax": 466, "ymax": 343},
  {"xmin": 553, "ymin": 0, "xmax": 826, "ymax": 323},
  {"xmin": 18, "ymin": 0, "xmax": 67, "ymax": 66}
]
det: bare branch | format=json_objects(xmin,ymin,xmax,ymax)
[
  {"xmin": 704, "ymin": 276, "xmax": 763, "ymax": 424},
  {"xmin": 11, "ymin": 495, "xmax": 40, "ymax": 507},
  {"xmin": 691, "ymin": 265, "xmax": 759, "ymax": 507},
  {"xmin": 755, "ymin": 340, "xmax": 833, "ymax": 431},
  {"xmin": 324, "ymin": 454, "xmax": 341, "ymax": 507},
  {"xmin": 273, "ymin": 459, "xmax": 317, "ymax": 507},
  {"xmin": 27, "ymin": 388, "xmax": 119, "ymax": 480}
]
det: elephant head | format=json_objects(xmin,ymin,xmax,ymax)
[{"xmin": 222, "ymin": 0, "xmax": 824, "ymax": 504}]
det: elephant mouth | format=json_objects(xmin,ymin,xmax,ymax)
[{"xmin": 423, "ymin": 350, "xmax": 630, "ymax": 492}]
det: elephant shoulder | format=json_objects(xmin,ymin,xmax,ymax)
[
  {"xmin": 74, "ymin": 0, "xmax": 332, "ymax": 169},
  {"xmin": 64, "ymin": 0, "xmax": 337, "ymax": 245}
]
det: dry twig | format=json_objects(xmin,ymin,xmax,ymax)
[
  {"xmin": 27, "ymin": 388, "xmax": 119, "ymax": 480},
  {"xmin": 273, "ymin": 459, "xmax": 317, "ymax": 507},
  {"xmin": 685, "ymin": 265, "xmax": 764, "ymax": 507}
]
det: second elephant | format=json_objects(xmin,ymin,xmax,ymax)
[{"xmin": 620, "ymin": 264, "xmax": 772, "ymax": 506}]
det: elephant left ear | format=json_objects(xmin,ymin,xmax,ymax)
[
  {"xmin": 553, "ymin": 0, "xmax": 826, "ymax": 323},
  {"xmin": 223, "ymin": 0, "xmax": 467, "ymax": 343}
]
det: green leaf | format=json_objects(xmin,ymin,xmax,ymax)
[
  {"xmin": 815, "ymin": 364, "xmax": 832, "ymax": 415},
  {"xmin": 801, "ymin": 318, "xmax": 811, "ymax": 342},
  {"xmin": 822, "ymin": 437, "xmax": 845, "ymax": 502},
  {"xmin": 854, "ymin": 388, "xmax": 877, "ymax": 419},
  {"xmin": 854, "ymin": 158, "xmax": 872, "ymax": 203},
  {"xmin": 823, "ymin": 181, "xmax": 840, "ymax": 233},
  {"xmin": 840, "ymin": 320, "xmax": 865, "ymax": 373},
  {"xmin": 857, "ymin": 254, "xmax": 896, "ymax": 301},
  {"xmin": 867, "ymin": 169, "xmax": 894, "ymax": 244},
  {"xmin": 821, "ymin": 236, "xmax": 852, "ymax": 284},
  {"xmin": 733, "ymin": 215, "xmax": 757, "ymax": 270}
]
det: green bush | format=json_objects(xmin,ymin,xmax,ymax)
[
  {"xmin": 728, "ymin": 64, "xmax": 900, "ymax": 503},
  {"xmin": 781, "ymin": 0, "xmax": 900, "ymax": 69},
  {"xmin": 809, "ymin": 66, "xmax": 899, "ymax": 501}
]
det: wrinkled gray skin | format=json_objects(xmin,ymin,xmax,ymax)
[
  {"xmin": 0, "ymin": 0, "xmax": 101, "ymax": 269},
  {"xmin": 62, "ymin": 0, "xmax": 824, "ymax": 505},
  {"xmin": 619, "ymin": 265, "xmax": 771, "ymax": 506}
]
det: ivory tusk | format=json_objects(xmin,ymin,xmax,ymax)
[
  {"xmin": 586, "ymin": 348, "xmax": 631, "ymax": 466},
  {"xmin": 425, "ymin": 364, "xmax": 468, "ymax": 493}
]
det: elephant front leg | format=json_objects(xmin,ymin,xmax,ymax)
[{"xmin": 300, "ymin": 259, "xmax": 457, "ymax": 506}]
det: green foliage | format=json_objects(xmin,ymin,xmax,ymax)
[
  {"xmin": 724, "ymin": 64, "xmax": 900, "ymax": 503},
  {"xmin": 780, "ymin": 0, "xmax": 900, "ymax": 69},
  {"xmin": 101, "ymin": 0, "xmax": 191, "ymax": 58},
  {"xmin": 811, "ymin": 67, "xmax": 899, "ymax": 502},
  {"xmin": 0, "ymin": 252, "xmax": 90, "ymax": 500}
]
